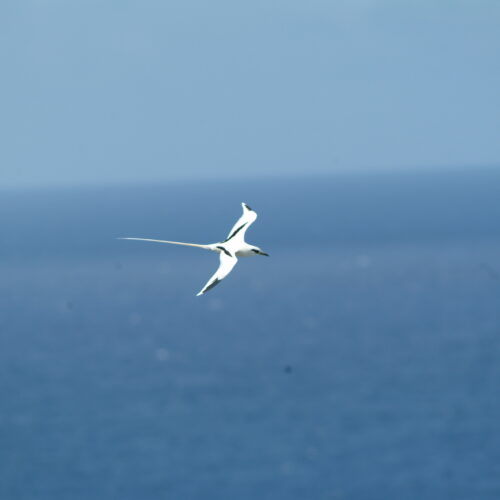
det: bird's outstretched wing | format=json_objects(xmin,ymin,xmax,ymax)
[
  {"xmin": 223, "ymin": 203, "xmax": 257, "ymax": 244},
  {"xmin": 197, "ymin": 252, "xmax": 238, "ymax": 296}
]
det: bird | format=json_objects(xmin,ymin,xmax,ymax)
[{"xmin": 119, "ymin": 203, "xmax": 269, "ymax": 296}]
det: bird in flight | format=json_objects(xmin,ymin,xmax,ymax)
[{"xmin": 120, "ymin": 203, "xmax": 269, "ymax": 296}]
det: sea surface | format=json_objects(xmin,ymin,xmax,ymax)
[{"xmin": 1, "ymin": 170, "xmax": 500, "ymax": 499}]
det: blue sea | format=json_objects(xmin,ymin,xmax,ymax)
[{"xmin": 1, "ymin": 170, "xmax": 500, "ymax": 499}]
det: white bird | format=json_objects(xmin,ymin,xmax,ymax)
[{"xmin": 119, "ymin": 203, "xmax": 269, "ymax": 296}]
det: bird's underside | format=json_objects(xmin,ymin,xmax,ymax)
[{"xmin": 120, "ymin": 203, "xmax": 265, "ymax": 296}]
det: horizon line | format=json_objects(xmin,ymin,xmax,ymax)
[{"xmin": 1, "ymin": 163, "xmax": 500, "ymax": 193}]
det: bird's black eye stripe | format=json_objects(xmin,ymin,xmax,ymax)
[{"xmin": 251, "ymin": 249, "xmax": 259, "ymax": 253}]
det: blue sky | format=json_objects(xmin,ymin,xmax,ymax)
[{"xmin": 1, "ymin": 0, "xmax": 499, "ymax": 187}]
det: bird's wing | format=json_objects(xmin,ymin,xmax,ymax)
[
  {"xmin": 197, "ymin": 252, "xmax": 238, "ymax": 296},
  {"xmin": 223, "ymin": 203, "xmax": 257, "ymax": 243}
]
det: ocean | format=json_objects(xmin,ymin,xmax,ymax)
[{"xmin": 1, "ymin": 169, "xmax": 500, "ymax": 499}]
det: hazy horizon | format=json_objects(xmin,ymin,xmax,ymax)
[{"xmin": 1, "ymin": 162, "xmax": 499, "ymax": 191}]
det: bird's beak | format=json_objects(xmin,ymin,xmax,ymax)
[{"xmin": 259, "ymin": 251, "xmax": 269, "ymax": 257}]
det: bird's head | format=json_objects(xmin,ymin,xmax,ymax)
[{"xmin": 251, "ymin": 247, "xmax": 269, "ymax": 257}]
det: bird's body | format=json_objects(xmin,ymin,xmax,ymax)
[{"xmin": 120, "ymin": 203, "xmax": 268, "ymax": 296}]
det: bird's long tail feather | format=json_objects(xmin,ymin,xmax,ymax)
[{"xmin": 118, "ymin": 237, "xmax": 210, "ymax": 249}]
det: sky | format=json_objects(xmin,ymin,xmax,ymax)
[{"xmin": 1, "ymin": 0, "xmax": 499, "ymax": 188}]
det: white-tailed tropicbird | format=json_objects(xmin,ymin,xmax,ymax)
[{"xmin": 119, "ymin": 203, "xmax": 269, "ymax": 296}]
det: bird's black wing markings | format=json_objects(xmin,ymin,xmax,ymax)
[
  {"xmin": 223, "ymin": 222, "xmax": 247, "ymax": 243},
  {"xmin": 216, "ymin": 246, "xmax": 232, "ymax": 257},
  {"xmin": 203, "ymin": 278, "xmax": 221, "ymax": 294},
  {"xmin": 244, "ymin": 204, "xmax": 253, "ymax": 211}
]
